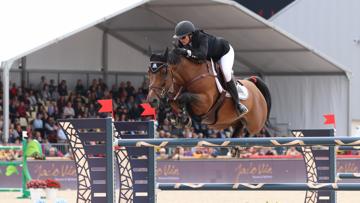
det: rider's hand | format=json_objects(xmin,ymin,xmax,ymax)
[{"xmin": 176, "ymin": 48, "xmax": 188, "ymax": 56}]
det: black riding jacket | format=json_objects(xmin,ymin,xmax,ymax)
[{"xmin": 178, "ymin": 30, "xmax": 230, "ymax": 62}]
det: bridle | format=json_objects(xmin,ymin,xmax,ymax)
[{"xmin": 148, "ymin": 61, "xmax": 172, "ymax": 100}]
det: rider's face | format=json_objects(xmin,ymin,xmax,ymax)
[{"xmin": 179, "ymin": 35, "xmax": 191, "ymax": 45}]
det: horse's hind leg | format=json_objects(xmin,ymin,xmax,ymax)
[
  {"xmin": 231, "ymin": 121, "xmax": 245, "ymax": 158},
  {"xmin": 232, "ymin": 120, "xmax": 245, "ymax": 138}
]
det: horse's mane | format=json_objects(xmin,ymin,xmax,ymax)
[{"xmin": 167, "ymin": 48, "xmax": 181, "ymax": 65}]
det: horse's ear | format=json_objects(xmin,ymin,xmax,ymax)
[{"xmin": 164, "ymin": 47, "xmax": 169, "ymax": 60}]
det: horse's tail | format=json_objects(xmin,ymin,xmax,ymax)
[{"xmin": 246, "ymin": 76, "xmax": 272, "ymax": 121}]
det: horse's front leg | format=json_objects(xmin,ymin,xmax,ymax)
[{"xmin": 172, "ymin": 92, "xmax": 201, "ymax": 128}]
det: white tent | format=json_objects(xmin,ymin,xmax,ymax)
[{"xmin": 0, "ymin": 0, "xmax": 350, "ymax": 141}]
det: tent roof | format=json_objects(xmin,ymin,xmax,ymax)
[{"xmin": 1, "ymin": 0, "xmax": 349, "ymax": 75}]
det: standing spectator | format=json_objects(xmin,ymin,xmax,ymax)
[
  {"xmin": 41, "ymin": 84, "xmax": 51, "ymax": 100},
  {"xmin": 88, "ymin": 79, "xmax": 98, "ymax": 92},
  {"xmin": 58, "ymin": 80, "xmax": 68, "ymax": 96},
  {"xmin": 118, "ymin": 82, "xmax": 126, "ymax": 96},
  {"xmin": 75, "ymin": 79, "xmax": 85, "ymax": 95},
  {"xmin": 10, "ymin": 83, "xmax": 17, "ymax": 99},
  {"xmin": 111, "ymin": 84, "xmax": 119, "ymax": 99},
  {"xmin": 98, "ymin": 78, "xmax": 107, "ymax": 91},
  {"xmin": 48, "ymin": 79, "xmax": 57, "ymax": 96},
  {"xmin": 37, "ymin": 76, "xmax": 47, "ymax": 91},
  {"xmin": 63, "ymin": 102, "xmax": 75, "ymax": 118},
  {"xmin": 95, "ymin": 85, "xmax": 104, "ymax": 99},
  {"xmin": 125, "ymin": 81, "xmax": 135, "ymax": 97}
]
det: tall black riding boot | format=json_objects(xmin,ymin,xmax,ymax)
[{"xmin": 226, "ymin": 79, "xmax": 248, "ymax": 116}]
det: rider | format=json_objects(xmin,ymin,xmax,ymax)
[{"xmin": 173, "ymin": 20, "xmax": 248, "ymax": 116}]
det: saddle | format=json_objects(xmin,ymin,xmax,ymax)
[{"xmin": 200, "ymin": 60, "xmax": 249, "ymax": 125}]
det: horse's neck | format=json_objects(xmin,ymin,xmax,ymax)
[{"xmin": 179, "ymin": 61, "xmax": 219, "ymax": 114}]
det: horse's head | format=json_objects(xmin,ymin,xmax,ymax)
[{"xmin": 147, "ymin": 48, "xmax": 172, "ymax": 108}]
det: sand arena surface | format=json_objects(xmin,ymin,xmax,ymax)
[{"xmin": 1, "ymin": 190, "xmax": 360, "ymax": 203}]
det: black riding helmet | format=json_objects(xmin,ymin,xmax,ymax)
[{"xmin": 173, "ymin": 21, "xmax": 196, "ymax": 39}]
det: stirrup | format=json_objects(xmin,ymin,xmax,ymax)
[{"xmin": 237, "ymin": 103, "xmax": 248, "ymax": 117}]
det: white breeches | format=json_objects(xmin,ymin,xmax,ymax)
[{"xmin": 219, "ymin": 45, "xmax": 234, "ymax": 82}]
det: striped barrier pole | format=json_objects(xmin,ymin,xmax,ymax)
[
  {"xmin": 0, "ymin": 161, "xmax": 22, "ymax": 166},
  {"xmin": 116, "ymin": 137, "xmax": 360, "ymax": 148},
  {"xmin": 0, "ymin": 146, "xmax": 22, "ymax": 150},
  {"xmin": 337, "ymin": 173, "xmax": 360, "ymax": 179},
  {"xmin": 157, "ymin": 183, "xmax": 360, "ymax": 191}
]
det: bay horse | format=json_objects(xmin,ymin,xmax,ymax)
[{"xmin": 147, "ymin": 49, "xmax": 271, "ymax": 137}]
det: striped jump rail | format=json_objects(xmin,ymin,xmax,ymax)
[
  {"xmin": 157, "ymin": 183, "xmax": 360, "ymax": 191},
  {"xmin": 337, "ymin": 173, "xmax": 360, "ymax": 179},
  {"xmin": 0, "ymin": 146, "xmax": 22, "ymax": 150},
  {"xmin": 115, "ymin": 137, "xmax": 360, "ymax": 148}
]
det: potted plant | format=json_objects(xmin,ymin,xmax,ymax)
[
  {"xmin": 45, "ymin": 179, "xmax": 61, "ymax": 202},
  {"xmin": 26, "ymin": 179, "xmax": 46, "ymax": 202}
]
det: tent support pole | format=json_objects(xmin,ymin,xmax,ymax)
[
  {"xmin": 1, "ymin": 61, "xmax": 13, "ymax": 143},
  {"xmin": 102, "ymin": 30, "xmax": 108, "ymax": 85}
]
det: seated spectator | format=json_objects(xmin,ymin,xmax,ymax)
[
  {"xmin": 41, "ymin": 84, "xmax": 51, "ymax": 101},
  {"xmin": 57, "ymin": 95, "xmax": 67, "ymax": 113},
  {"xmin": 8, "ymin": 124, "xmax": 20, "ymax": 143},
  {"xmin": 58, "ymin": 80, "xmax": 68, "ymax": 96},
  {"xmin": 44, "ymin": 117, "xmax": 57, "ymax": 142},
  {"xmin": 171, "ymin": 146, "xmax": 185, "ymax": 160},
  {"xmin": 15, "ymin": 124, "xmax": 23, "ymax": 140},
  {"xmin": 47, "ymin": 101, "xmax": 58, "ymax": 118},
  {"xmin": 32, "ymin": 113, "xmax": 44, "ymax": 135},
  {"xmin": 158, "ymin": 147, "xmax": 168, "ymax": 159},
  {"xmin": 54, "ymin": 123, "xmax": 67, "ymax": 143},
  {"xmin": 286, "ymin": 147, "xmax": 301, "ymax": 156},
  {"xmin": 260, "ymin": 147, "xmax": 278, "ymax": 156},
  {"xmin": 87, "ymin": 103, "xmax": 97, "ymax": 118},
  {"xmin": 27, "ymin": 90, "xmax": 38, "ymax": 107},
  {"xmin": 47, "ymin": 147, "xmax": 64, "ymax": 157},
  {"xmin": 63, "ymin": 102, "xmax": 75, "ymax": 118},
  {"xmin": 34, "ymin": 131, "xmax": 43, "ymax": 143}
]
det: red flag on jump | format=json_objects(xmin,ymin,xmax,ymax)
[
  {"xmin": 98, "ymin": 99, "xmax": 113, "ymax": 113},
  {"xmin": 140, "ymin": 103, "xmax": 156, "ymax": 119},
  {"xmin": 323, "ymin": 114, "xmax": 336, "ymax": 128}
]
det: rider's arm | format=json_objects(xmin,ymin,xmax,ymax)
[{"xmin": 189, "ymin": 32, "xmax": 208, "ymax": 60}]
